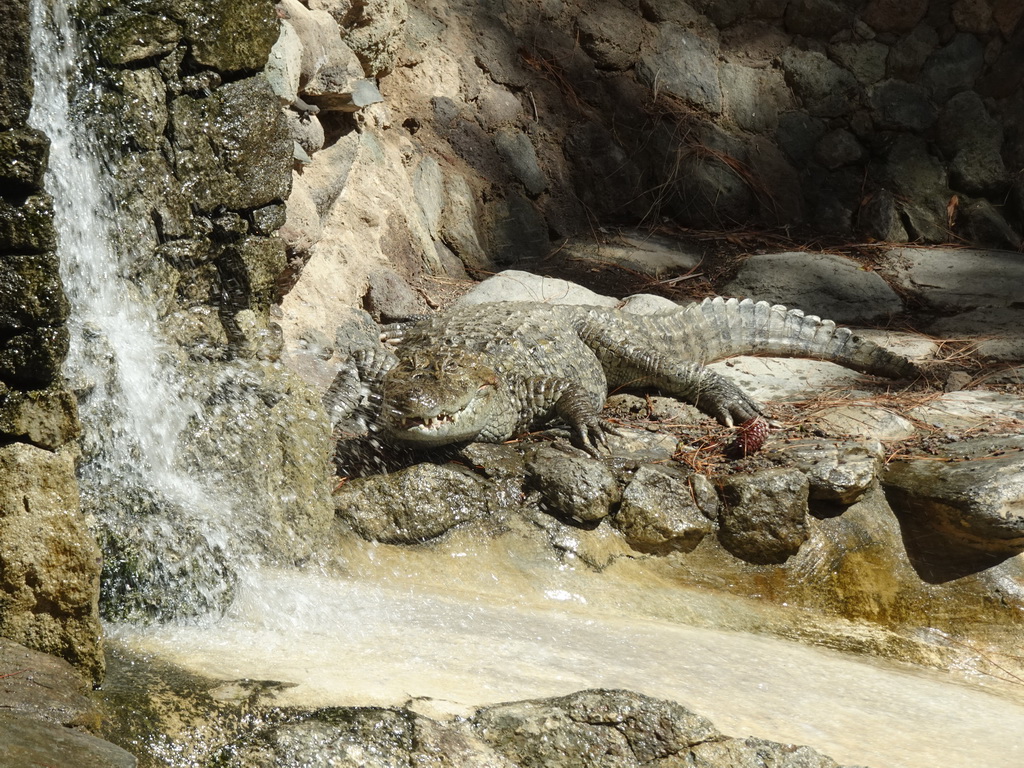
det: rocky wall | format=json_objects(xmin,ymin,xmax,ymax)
[
  {"xmin": 277, "ymin": 0, "xmax": 1023, "ymax": 349},
  {"xmin": 0, "ymin": 0, "xmax": 102, "ymax": 682}
]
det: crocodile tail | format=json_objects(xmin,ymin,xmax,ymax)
[{"xmin": 684, "ymin": 297, "xmax": 919, "ymax": 379}]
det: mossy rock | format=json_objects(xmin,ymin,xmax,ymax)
[
  {"xmin": 0, "ymin": 326, "xmax": 69, "ymax": 387},
  {"xmin": 92, "ymin": 12, "xmax": 181, "ymax": 66},
  {"xmin": 0, "ymin": 128, "xmax": 50, "ymax": 192},
  {"xmin": 0, "ymin": 251, "xmax": 69, "ymax": 330},
  {"xmin": 0, "ymin": 194, "xmax": 56, "ymax": 253}
]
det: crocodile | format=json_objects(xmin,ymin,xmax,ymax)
[{"xmin": 324, "ymin": 297, "xmax": 919, "ymax": 455}]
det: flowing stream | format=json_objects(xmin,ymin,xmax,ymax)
[{"xmin": 24, "ymin": 1, "xmax": 1024, "ymax": 766}]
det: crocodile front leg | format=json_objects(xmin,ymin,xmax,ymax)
[{"xmin": 507, "ymin": 376, "xmax": 615, "ymax": 455}]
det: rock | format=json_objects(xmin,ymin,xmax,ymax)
[
  {"xmin": 335, "ymin": 462, "xmax": 493, "ymax": 543},
  {"xmin": 885, "ymin": 22, "xmax": 939, "ymax": 80},
  {"xmin": 0, "ymin": 443, "xmax": 103, "ymax": 681},
  {"xmin": 767, "ymin": 438, "xmax": 884, "ymax": 506},
  {"xmin": 722, "ymin": 251, "xmax": 903, "ymax": 324},
  {"xmin": 0, "ymin": 0, "xmax": 32, "ymax": 130},
  {"xmin": 525, "ymin": 445, "xmax": 621, "ymax": 523},
  {"xmin": 879, "ymin": 246, "xmax": 1024, "ymax": 310},
  {"xmin": 493, "ymin": 129, "xmax": 547, "ymax": 196},
  {"xmin": 0, "ymin": 639, "xmax": 101, "ymax": 729},
  {"xmin": 558, "ymin": 230, "xmax": 703, "ymax": 279},
  {"xmin": 918, "ymin": 33, "xmax": 985, "ymax": 102},
  {"xmin": 715, "ymin": 468, "xmax": 810, "ymax": 564},
  {"xmin": 0, "ymin": 128, "xmax": 49, "ymax": 191},
  {"xmin": 183, "ymin": 0, "xmax": 280, "ymax": 73},
  {"xmin": 638, "ymin": 24, "xmax": 723, "ymax": 114},
  {"xmin": 875, "ymin": 135, "xmax": 949, "ymax": 242},
  {"xmin": 615, "ymin": 465, "xmax": 717, "ymax": 554},
  {"xmin": 778, "ymin": 49, "xmax": 860, "ymax": 118},
  {"xmin": 829, "ymin": 39, "xmax": 889, "ymax": 85},
  {"xmin": 957, "ymin": 198, "xmax": 1023, "ymax": 250},
  {"xmin": 720, "ymin": 61, "xmax": 791, "ymax": 134},
  {"xmin": 340, "ymin": 0, "xmax": 408, "ymax": 78},
  {"xmin": 861, "ymin": 0, "xmax": 928, "ymax": 33},
  {"xmin": 0, "ymin": 193, "xmax": 56, "ymax": 253},
  {"xmin": 0, "ymin": 712, "xmax": 137, "ymax": 768},
  {"xmin": 815, "ymin": 128, "xmax": 865, "ymax": 169},
  {"xmin": 810, "ymin": 402, "xmax": 917, "ymax": 441},
  {"xmin": 869, "ymin": 79, "xmax": 936, "ymax": 131},
  {"xmin": 456, "ymin": 269, "xmax": 620, "ymax": 307},
  {"xmin": 92, "ymin": 12, "xmax": 180, "ymax": 66},
  {"xmin": 927, "ymin": 306, "xmax": 1024, "ymax": 360},
  {"xmin": 439, "ymin": 172, "xmax": 489, "ymax": 272},
  {"xmin": 858, "ymin": 188, "xmax": 908, "ymax": 242},
  {"xmin": 283, "ymin": 110, "xmax": 326, "ymax": 157},
  {"xmin": 472, "ymin": 689, "xmax": 721, "ymax": 766},
  {"xmin": 907, "ymin": 390, "xmax": 1024, "ymax": 432},
  {"xmin": 576, "ymin": 2, "xmax": 645, "ymax": 70},
  {"xmin": 0, "ymin": 383, "xmax": 79, "ymax": 450},
  {"xmin": 265, "ymin": 19, "xmax": 303, "ymax": 106},
  {"xmin": 776, "ymin": 111, "xmax": 827, "ymax": 165},
  {"xmin": 363, "ymin": 268, "xmax": 427, "ymax": 322},
  {"xmin": 883, "ymin": 435, "xmax": 1024, "ymax": 555},
  {"xmin": 783, "ymin": 0, "xmax": 853, "ymax": 38}
]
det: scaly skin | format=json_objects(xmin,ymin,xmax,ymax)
[{"xmin": 324, "ymin": 298, "xmax": 919, "ymax": 454}]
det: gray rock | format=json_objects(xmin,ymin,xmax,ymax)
[
  {"xmin": 927, "ymin": 306, "xmax": 1024, "ymax": 361},
  {"xmin": 576, "ymin": 3, "xmax": 645, "ymax": 70},
  {"xmin": 473, "ymin": 689, "xmax": 721, "ymax": 765},
  {"xmin": 869, "ymin": 79, "xmax": 936, "ymax": 131},
  {"xmin": 883, "ymin": 435, "xmax": 1024, "ymax": 554},
  {"xmin": 783, "ymin": 0, "xmax": 853, "ymax": 38},
  {"xmin": 862, "ymin": 0, "xmax": 928, "ymax": 33},
  {"xmin": 526, "ymin": 445, "xmax": 621, "ymax": 523},
  {"xmin": 615, "ymin": 465, "xmax": 717, "ymax": 554},
  {"xmin": 363, "ymin": 269, "xmax": 427, "ymax": 322},
  {"xmin": 716, "ymin": 468, "xmax": 810, "ymax": 564},
  {"xmin": 875, "ymin": 135, "xmax": 949, "ymax": 242},
  {"xmin": 768, "ymin": 438, "xmax": 884, "ymax": 506},
  {"xmin": 335, "ymin": 462, "xmax": 493, "ymax": 543},
  {"xmin": 936, "ymin": 91, "xmax": 1002, "ymax": 158},
  {"xmin": 638, "ymin": 24, "xmax": 723, "ymax": 114},
  {"xmin": 722, "ymin": 251, "xmax": 903, "ymax": 324},
  {"xmin": 456, "ymin": 269, "xmax": 620, "ymax": 307},
  {"xmin": 720, "ymin": 62, "xmax": 791, "ymax": 134},
  {"xmin": 494, "ymin": 129, "xmax": 547, "ymax": 196},
  {"xmin": 778, "ymin": 49, "xmax": 861, "ymax": 118},
  {"xmin": 829, "ymin": 39, "xmax": 889, "ymax": 85},
  {"xmin": 958, "ymin": 197, "xmax": 1023, "ymax": 250},
  {"xmin": 265, "ymin": 20, "xmax": 302, "ymax": 106},
  {"xmin": 919, "ymin": 33, "xmax": 985, "ymax": 102},
  {"xmin": 776, "ymin": 111, "xmax": 826, "ymax": 165},
  {"xmin": 885, "ymin": 21, "xmax": 938, "ymax": 80},
  {"xmin": 815, "ymin": 128, "xmax": 865, "ymax": 169},
  {"xmin": 558, "ymin": 230, "xmax": 703, "ymax": 279},
  {"xmin": 858, "ymin": 188, "xmax": 908, "ymax": 242},
  {"xmin": 879, "ymin": 246, "xmax": 1024, "ymax": 310}
]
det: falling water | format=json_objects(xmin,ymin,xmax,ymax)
[{"xmin": 27, "ymin": 0, "xmax": 236, "ymax": 619}]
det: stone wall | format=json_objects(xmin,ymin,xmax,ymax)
[
  {"xmin": 277, "ymin": 0, "xmax": 1023, "ymax": 348},
  {"xmin": 0, "ymin": 0, "xmax": 103, "ymax": 682}
]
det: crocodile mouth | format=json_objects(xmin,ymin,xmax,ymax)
[{"xmin": 399, "ymin": 413, "xmax": 457, "ymax": 431}]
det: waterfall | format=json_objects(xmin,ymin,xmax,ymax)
[{"xmin": 27, "ymin": 0, "xmax": 238, "ymax": 620}]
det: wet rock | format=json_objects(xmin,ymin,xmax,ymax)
[
  {"xmin": 722, "ymin": 251, "xmax": 903, "ymax": 324},
  {"xmin": 92, "ymin": 12, "xmax": 180, "ymax": 66},
  {"xmin": 638, "ymin": 24, "xmax": 722, "ymax": 114},
  {"xmin": 526, "ymin": 444, "xmax": 620, "ymax": 523},
  {"xmin": 335, "ymin": 462, "xmax": 493, "ymax": 543},
  {"xmin": 883, "ymin": 435, "xmax": 1024, "ymax": 555},
  {"xmin": 715, "ymin": 468, "xmax": 810, "ymax": 564},
  {"xmin": 0, "ymin": 712, "xmax": 137, "ymax": 768},
  {"xmin": 615, "ymin": 465, "xmax": 716, "ymax": 554},
  {"xmin": 768, "ymin": 438, "xmax": 884, "ymax": 506},
  {"xmin": 0, "ymin": 251, "xmax": 69, "ymax": 329},
  {"xmin": 169, "ymin": 76, "xmax": 291, "ymax": 213},
  {"xmin": 0, "ymin": 194, "xmax": 56, "ymax": 253},
  {"xmin": 0, "ymin": 0, "xmax": 32, "ymax": 130},
  {"xmin": 473, "ymin": 689, "xmax": 721, "ymax": 766},
  {"xmin": 0, "ymin": 383, "xmax": 79, "ymax": 450},
  {"xmin": 0, "ymin": 325, "xmax": 69, "ymax": 388},
  {"xmin": 0, "ymin": 639, "xmax": 101, "ymax": 729},
  {"xmin": 183, "ymin": 0, "xmax": 280, "ymax": 73},
  {"xmin": 0, "ymin": 128, "xmax": 48, "ymax": 191},
  {"xmin": 0, "ymin": 443, "xmax": 103, "ymax": 681},
  {"xmin": 778, "ymin": 49, "xmax": 860, "ymax": 118}
]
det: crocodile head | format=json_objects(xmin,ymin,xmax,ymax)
[{"xmin": 379, "ymin": 348, "xmax": 501, "ymax": 446}]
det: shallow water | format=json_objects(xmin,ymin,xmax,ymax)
[{"xmin": 113, "ymin": 566, "xmax": 1024, "ymax": 768}]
